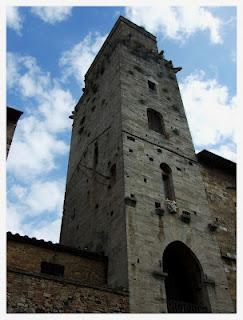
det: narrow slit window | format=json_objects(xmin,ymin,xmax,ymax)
[
  {"xmin": 110, "ymin": 163, "xmax": 117, "ymax": 185},
  {"xmin": 160, "ymin": 163, "xmax": 175, "ymax": 201},
  {"xmin": 147, "ymin": 108, "xmax": 166, "ymax": 135},
  {"xmin": 94, "ymin": 142, "xmax": 98, "ymax": 167}
]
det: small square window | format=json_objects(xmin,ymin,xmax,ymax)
[{"xmin": 148, "ymin": 80, "xmax": 156, "ymax": 91}]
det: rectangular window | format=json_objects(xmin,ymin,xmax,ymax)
[
  {"xmin": 41, "ymin": 261, "xmax": 64, "ymax": 277},
  {"xmin": 148, "ymin": 80, "xmax": 156, "ymax": 91},
  {"xmin": 147, "ymin": 108, "xmax": 165, "ymax": 135}
]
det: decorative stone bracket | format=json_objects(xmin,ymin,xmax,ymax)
[
  {"xmin": 165, "ymin": 199, "xmax": 178, "ymax": 214},
  {"xmin": 180, "ymin": 211, "xmax": 191, "ymax": 224},
  {"xmin": 125, "ymin": 196, "xmax": 137, "ymax": 208},
  {"xmin": 221, "ymin": 250, "xmax": 236, "ymax": 261}
]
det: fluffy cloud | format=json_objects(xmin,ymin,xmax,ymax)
[
  {"xmin": 59, "ymin": 32, "xmax": 107, "ymax": 84},
  {"xmin": 179, "ymin": 71, "xmax": 236, "ymax": 161},
  {"xmin": 7, "ymin": 7, "xmax": 23, "ymax": 35},
  {"xmin": 125, "ymin": 6, "xmax": 222, "ymax": 44},
  {"xmin": 31, "ymin": 7, "xmax": 72, "ymax": 25},
  {"xmin": 210, "ymin": 144, "xmax": 236, "ymax": 162},
  {"xmin": 7, "ymin": 52, "xmax": 74, "ymax": 178},
  {"xmin": 7, "ymin": 117, "xmax": 68, "ymax": 178},
  {"xmin": 8, "ymin": 180, "xmax": 64, "ymax": 242},
  {"xmin": 17, "ymin": 179, "xmax": 64, "ymax": 216},
  {"xmin": 30, "ymin": 218, "xmax": 62, "ymax": 243}
]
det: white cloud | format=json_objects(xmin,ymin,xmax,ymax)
[
  {"xmin": 30, "ymin": 218, "xmax": 62, "ymax": 243},
  {"xmin": 8, "ymin": 179, "xmax": 64, "ymax": 242},
  {"xmin": 7, "ymin": 53, "xmax": 74, "ymax": 179},
  {"xmin": 31, "ymin": 7, "xmax": 72, "ymax": 25},
  {"xmin": 209, "ymin": 144, "xmax": 236, "ymax": 162},
  {"xmin": 7, "ymin": 7, "xmax": 23, "ymax": 35},
  {"xmin": 125, "ymin": 6, "xmax": 222, "ymax": 44},
  {"xmin": 59, "ymin": 32, "xmax": 107, "ymax": 84},
  {"xmin": 7, "ymin": 117, "xmax": 68, "ymax": 178},
  {"xmin": 7, "ymin": 204, "xmax": 25, "ymax": 235},
  {"xmin": 179, "ymin": 71, "xmax": 236, "ymax": 161},
  {"xmin": 25, "ymin": 180, "xmax": 65, "ymax": 216}
]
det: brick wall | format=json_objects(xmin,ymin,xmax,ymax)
[{"xmin": 7, "ymin": 270, "xmax": 129, "ymax": 313}]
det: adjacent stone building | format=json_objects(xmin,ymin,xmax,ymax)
[
  {"xmin": 7, "ymin": 233, "xmax": 128, "ymax": 313},
  {"xmin": 7, "ymin": 16, "xmax": 236, "ymax": 313},
  {"xmin": 7, "ymin": 106, "xmax": 23, "ymax": 157},
  {"xmin": 197, "ymin": 150, "xmax": 236, "ymax": 310}
]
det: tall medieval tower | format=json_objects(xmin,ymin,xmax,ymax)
[{"xmin": 60, "ymin": 16, "xmax": 234, "ymax": 313}]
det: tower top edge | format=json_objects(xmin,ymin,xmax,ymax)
[
  {"xmin": 117, "ymin": 16, "xmax": 157, "ymax": 41},
  {"xmin": 84, "ymin": 16, "xmax": 157, "ymax": 80}
]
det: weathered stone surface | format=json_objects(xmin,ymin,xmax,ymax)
[
  {"xmin": 8, "ymin": 271, "xmax": 129, "ymax": 313},
  {"xmin": 199, "ymin": 159, "xmax": 236, "ymax": 310},
  {"xmin": 7, "ymin": 237, "xmax": 129, "ymax": 313},
  {"xmin": 59, "ymin": 16, "xmax": 235, "ymax": 313}
]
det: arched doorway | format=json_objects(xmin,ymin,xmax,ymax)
[{"xmin": 163, "ymin": 241, "xmax": 211, "ymax": 313}]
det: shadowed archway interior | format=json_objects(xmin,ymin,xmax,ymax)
[{"xmin": 163, "ymin": 241, "xmax": 211, "ymax": 313}]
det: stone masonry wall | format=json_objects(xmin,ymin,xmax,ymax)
[
  {"xmin": 118, "ymin": 21, "xmax": 234, "ymax": 313},
  {"xmin": 59, "ymin": 18, "xmax": 157, "ymax": 290},
  {"xmin": 59, "ymin": 16, "xmax": 235, "ymax": 313},
  {"xmin": 8, "ymin": 238, "xmax": 107, "ymax": 287},
  {"xmin": 7, "ymin": 237, "xmax": 129, "ymax": 313},
  {"xmin": 8, "ymin": 271, "xmax": 129, "ymax": 313},
  {"xmin": 199, "ymin": 164, "xmax": 236, "ymax": 309}
]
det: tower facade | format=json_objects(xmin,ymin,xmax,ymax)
[{"xmin": 60, "ymin": 17, "xmax": 234, "ymax": 313}]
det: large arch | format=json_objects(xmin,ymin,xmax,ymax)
[{"xmin": 163, "ymin": 241, "xmax": 211, "ymax": 313}]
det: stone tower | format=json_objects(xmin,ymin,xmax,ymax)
[{"xmin": 60, "ymin": 16, "xmax": 234, "ymax": 313}]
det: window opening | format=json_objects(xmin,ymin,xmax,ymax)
[
  {"xmin": 110, "ymin": 164, "xmax": 116, "ymax": 185},
  {"xmin": 41, "ymin": 262, "xmax": 64, "ymax": 277},
  {"xmin": 94, "ymin": 142, "xmax": 98, "ymax": 167},
  {"xmin": 148, "ymin": 80, "xmax": 156, "ymax": 91},
  {"xmin": 147, "ymin": 108, "xmax": 166, "ymax": 135},
  {"xmin": 160, "ymin": 163, "xmax": 175, "ymax": 200}
]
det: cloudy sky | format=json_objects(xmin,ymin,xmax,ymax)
[{"xmin": 7, "ymin": 6, "xmax": 236, "ymax": 243}]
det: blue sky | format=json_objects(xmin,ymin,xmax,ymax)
[{"xmin": 7, "ymin": 6, "xmax": 236, "ymax": 242}]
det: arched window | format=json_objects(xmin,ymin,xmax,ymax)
[
  {"xmin": 163, "ymin": 241, "xmax": 211, "ymax": 313},
  {"xmin": 147, "ymin": 108, "xmax": 166, "ymax": 135},
  {"xmin": 160, "ymin": 163, "xmax": 175, "ymax": 200}
]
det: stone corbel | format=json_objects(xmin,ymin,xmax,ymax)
[
  {"xmin": 203, "ymin": 274, "xmax": 216, "ymax": 287},
  {"xmin": 152, "ymin": 271, "xmax": 168, "ymax": 280}
]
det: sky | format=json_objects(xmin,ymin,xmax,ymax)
[{"xmin": 6, "ymin": 6, "xmax": 236, "ymax": 243}]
